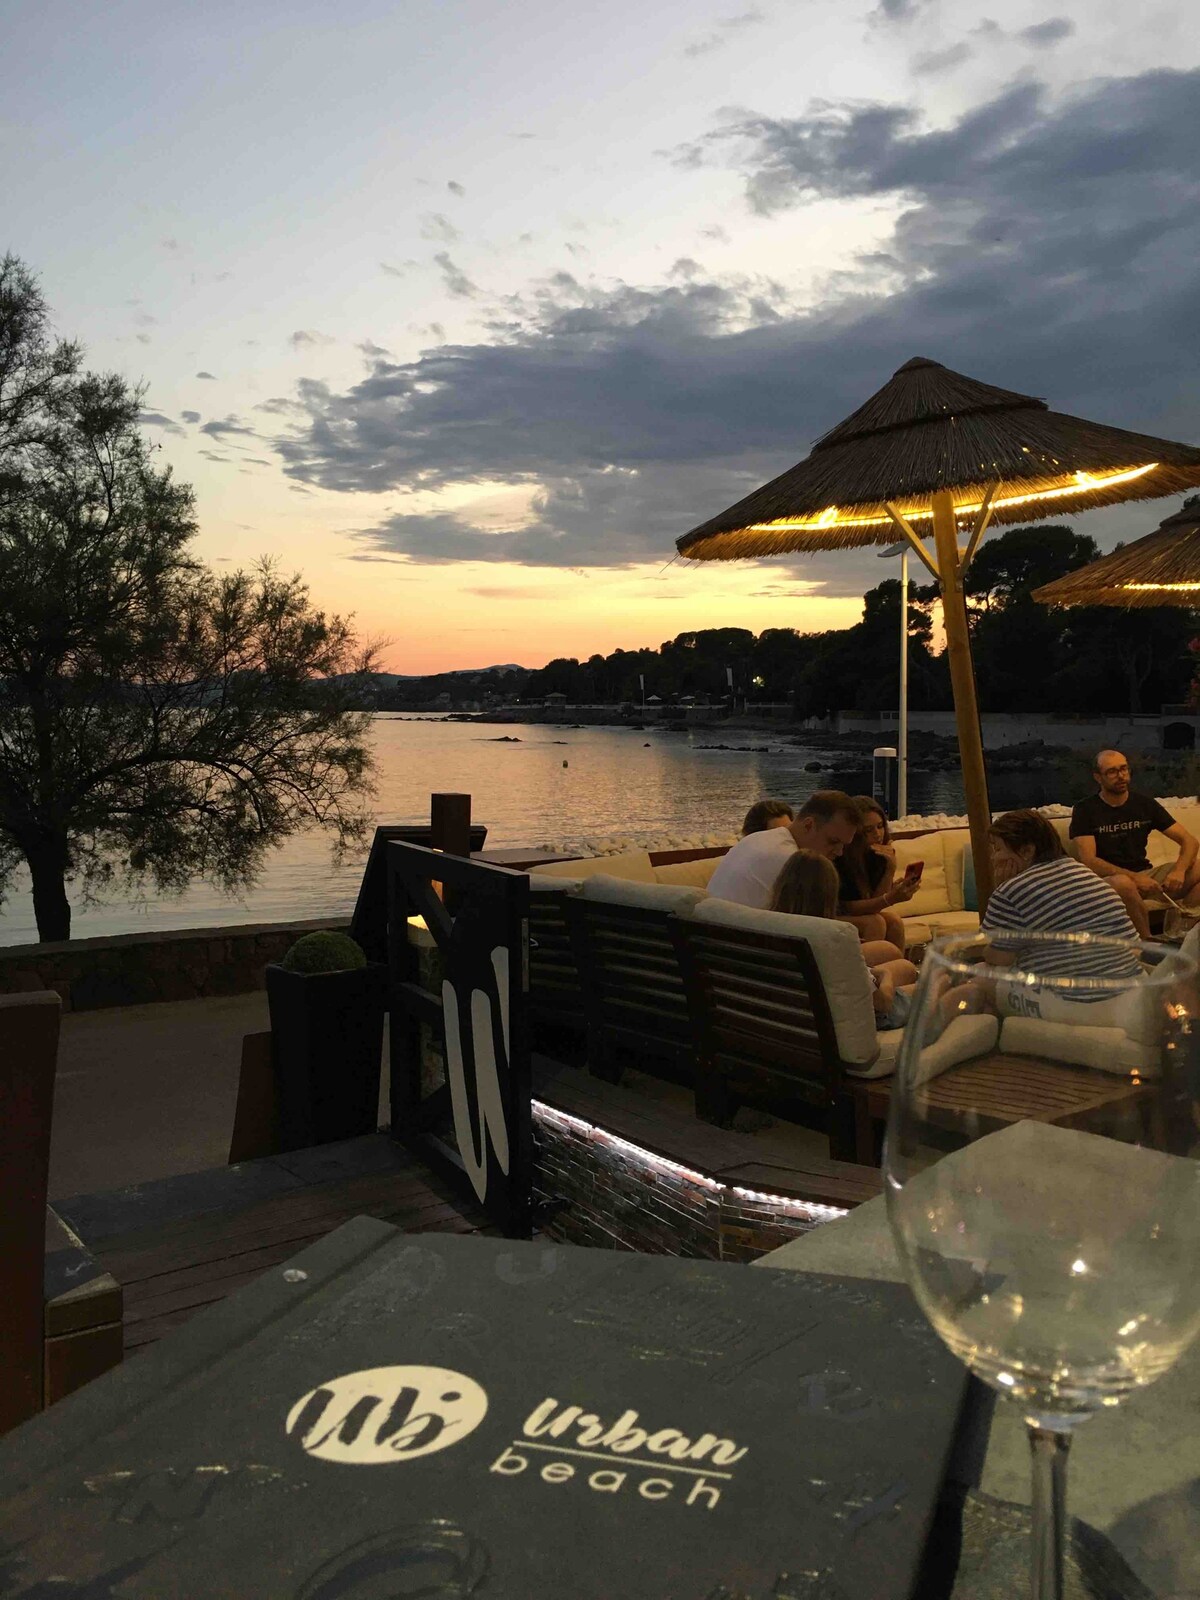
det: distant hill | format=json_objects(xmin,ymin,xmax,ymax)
[{"xmin": 378, "ymin": 664, "xmax": 525, "ymax": 681}]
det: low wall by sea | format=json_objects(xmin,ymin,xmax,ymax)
[{"xmin": 0, "ymin": 918, "xmax": 350, "ymax": 1013}]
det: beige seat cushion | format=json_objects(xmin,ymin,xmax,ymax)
[
  {"xmin": 938, "ymin": 829, "xmax": 970, "ymax": 912},
  {"xmin": 920, "ymin": 910, "xmax": 982, "ymax": 937},
  {"xmin": 871, "ymin": 1012, "xmax": 1000, "ymax": 1083},
  {"xmin": 998, "ymin": 1015, "xmax": 1159, "ymax": 1076},
  {"xmin": 528, "ymin": 874, "xmax": 582, "ymax": 895},
  {"xmin": 531, "ymin": 851, "xmax": 657, "ymax": 883},
  {"xmin": 687, "ymin": 896, "xmax": 879, "ymax": 1070},
  {"xmin": 578, "ymin": 876, "xmax": 704, "ymax": 913},
  {"xmin": 892, "ymin": 832, "xmax": 952, "ymax": 918},
  {"xmin": 653, "ymin": 855, "xmax": 724, "ymax": 889}
]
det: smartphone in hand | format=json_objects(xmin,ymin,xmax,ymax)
[{"xmin": 903, "ymin": 859, "xmax": 924, "ymax": 884}]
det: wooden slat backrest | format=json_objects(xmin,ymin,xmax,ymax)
[
  {"xmin": 528, "ymin": 889, "xmax": 584, "ymax": 1021},
  {"xmin": 0, "ymin": 991, "xmax": 61, "ymax": 1433},
  {"xmin": 566, "ymin": 898, "xmax": 692, "ymax": 1055},
  {"xmin": 673, "ymin": 921, "xmax": 843, "ymax": 1105}
]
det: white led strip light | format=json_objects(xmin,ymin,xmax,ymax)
[{"xmin": 532, "ymin": 1099, "xmax": 849, "ymax": 1223}]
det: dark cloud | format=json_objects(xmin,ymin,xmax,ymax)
[
  {"xmin": 868, "ymin": 0, "xmax": 929, "ymax": 21},
  {"xmin": 433, "ymin": 252, "xmax": 480, "ymax": 298},
  {"xmin": 289, "ymin": 329, "xmax": 334, "ymax": 348},
  {"xmin": 180, "ymin": 410, "xmax": 201, "ymax": 424},
  {"xmin": 135, "ymin": 333, "xmax": 152, "ymax": 345},
  {"xmin": 196, "ymin": 370, "xmax": 217, "ymax": 379},
  {"xmin": 268, "ymin": 68, "xmax": 1200, "ymax": 583},
  {"xmin": 912, "ymin": 41, "xmax": 972, "ymax": 72},
  {"xmin": 1019, "ymin": 17, "xmax": 1075, "ymax": 45},
  {"xmin": 357, "ymin": 339, "xmax": 392, "ymax": 358},
  {"xmin": 381, "ymin": 261, "xmax": 414, "ymax": 277},
  {"xmin": 447, "ymin": 180, "xmax": 466, "ymax": 197},
  {"xmin": 200, "ymin": 414, "xmax": 258, "ymax": 439},
  {"xmin": 138, "ymin": 409, "xmax": 185, "ymax": 436},
  {"xmin": 421, "ymin": 212, "xmax": 460, "ymax": 243}
]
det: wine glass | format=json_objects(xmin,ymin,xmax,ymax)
[{"xmin": 884, "ymin": 930, "xmax": 1200, "ymax": 1600}]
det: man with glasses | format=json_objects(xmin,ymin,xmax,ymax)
[{"xmin": 1069, "ymin": 749, "xmax": 1200, "ymax": 937}]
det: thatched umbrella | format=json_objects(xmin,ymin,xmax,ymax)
[
  {"xmin": 1032, "ymin": 504, "xmax": 1200, "ymax": 608},
  {"xmin": 677, "ymin": 357, "xmax": 1200, "ymax": 905}
]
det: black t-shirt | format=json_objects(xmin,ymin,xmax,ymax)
[
  {"xmin": 1069, "ymin": 791, "xmax": 1175, "ymax": 873},
  {"xmin": 836, "ymin": 849, "xmax": 889, "ymax": 903}
]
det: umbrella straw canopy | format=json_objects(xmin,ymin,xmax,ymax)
[
  {"xmin": 677, "ymin": 359, "xmax": 1200, "ymax": 561},
  {"xmin": 1032, "ymin": 505, "xmax": 1200, "ymax": 609},
  {"xmin": 675, "ymin": 357, "xmax": 1200, "ymax": 910}
]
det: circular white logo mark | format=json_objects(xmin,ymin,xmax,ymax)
[{"xmin": 286, "ymin": 1366, "xmax": 488, "ymax": 1465}]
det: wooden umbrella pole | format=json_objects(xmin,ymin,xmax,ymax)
[{"xmin": 930, "ymin": 490, "xmax": 994, "ymax": 910}]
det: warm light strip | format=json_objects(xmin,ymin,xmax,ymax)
[
  {"xmin": 531, "ymin": 1099, "xmax": 850, "ymax": 1222},
  {"xmin": 744, "ymin": 463, "xmax": 1158, "ymax": 536},
  {"xmin": 1119, "ymin": 581, "xmax": 1200, "ymax": 592}
]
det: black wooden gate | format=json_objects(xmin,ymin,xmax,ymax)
[{"xmin": 387, "ymin": 841, "xmax": 532, "ymax": 1237}]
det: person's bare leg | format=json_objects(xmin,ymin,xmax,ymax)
[
  {"xmin": 842, "ymin": 912, "xmax": 888, "ymax": 944},
  {"xmin": 1108, "ymin": 872, "xmax": 1151, "ymax": 938},
  {"xmin": 881, "ymin": 909, "xmax": 907, "ymax": 952},
  {"xmin": 873, "ymin": 957, "xmax": 918, "ymax": 988},
  {"xmin": 861, "ymin": 939, "xmax": 904, "ymax": 965},
  {"xmin": 1178, "ymin": 862, "xmax": 1200, "ymax": 907}
]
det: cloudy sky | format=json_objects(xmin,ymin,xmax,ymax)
[{"xmin": 5, "ymin": 0, "xmax": 1198, "ymax": 671}]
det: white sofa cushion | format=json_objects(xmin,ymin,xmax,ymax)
[
  {"xmin": 528, "ymin": 874, "xmax": 583, "ymax": 895},
  {"xmin": 531, "ymin": 851, "xmax": 658, "ymax": 883},
  {"xmin": 893, "ymin": 832, "xmax": 951, "ymax": 919},
  {"xmin": 579, "ymin": 875, "xmax": 705, "ymax": 913},
  {"xmin": 653, "ymin": 855, "xmax": 724, "ymax": 889},
  {"xmin": 998, "ymin": 1015, "xmax": 1159, "ymax": 1076},
  {"xmin": 686, "ymin": 896, "xmax": 879, "ymax": 1070},
  {"xmin": 939, "ymin": 829, "xmax": 970, "ymax": 913},
  {"xmin": 872, "ymin": 1012, "xmax": 1000, "ymax": 1083},
  {"xmin": 920, "ymin": 910, "xmax": 982, "ymax": 937}
]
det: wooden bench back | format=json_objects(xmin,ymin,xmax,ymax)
[
  {"xmin": 527, "ymin": 888, "xmax": 585, "ymax": 1028},
  {"xmin": 566, "ymin": 898, "xmax": 693, "ymax": 1080},
  {"xmin": 0, "ymin": 991, "xmax": 61, "ymax": 1433},
  {"xmin": 672, "ymin": 920, "xmax": 849, "ymax": 1133}
]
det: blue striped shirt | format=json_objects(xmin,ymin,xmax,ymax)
[{"xmin": 981, "ymin": 857, "xmax": 1142, "ymax": 988}]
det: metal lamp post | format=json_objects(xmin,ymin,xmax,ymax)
[{"xmin": 879, "ymin": 541, "xmax": 909, "ymax": 818}]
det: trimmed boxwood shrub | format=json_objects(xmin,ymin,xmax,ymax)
[{"xmin": 278, "ymin": 930, "xmax": 367, "ymax": 975}]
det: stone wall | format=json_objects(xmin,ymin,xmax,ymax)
[
  {"xmin": 0, "ymin": 918, "xmax": 351, "ymax": 1013},
  {"xmin": 532, "ymin": 1102, "xmax": 845, "ymax": 1262}
]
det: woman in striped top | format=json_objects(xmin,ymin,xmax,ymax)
[{"xmin": 981, "ymin": 810, "xmax": 1143, "ymax": 1015}]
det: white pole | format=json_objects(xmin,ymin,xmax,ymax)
[{"xmin": 899, "ymin": 547, "xmax": 909, "ymax": 819}]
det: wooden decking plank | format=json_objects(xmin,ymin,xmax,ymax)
[{"xmin": 98, "ymin": 1171, "xmax": 469, "ymax": 1276}]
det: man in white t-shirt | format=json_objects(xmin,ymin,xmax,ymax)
[{"xmin": 707, "ymin": 790, "xmax": 860, "ymax": 910}]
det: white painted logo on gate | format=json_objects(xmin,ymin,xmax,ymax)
[{"xmin": 286, "ymin": 1365, "xmax": 488, "ymax": 1465}]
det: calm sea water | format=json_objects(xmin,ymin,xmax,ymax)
[{"xmin": 0, "ymin": 717, "xmax": 1063, "ymax": 946}]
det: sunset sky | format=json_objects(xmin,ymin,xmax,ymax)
[{"xmin": 6, "ymin": 0, "xmax": 1199, "ymax": 672}]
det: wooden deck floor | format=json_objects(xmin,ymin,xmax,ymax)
[{"xmin": 54, "ymin": 1135, "xmax": 492, "ymax": 1355}]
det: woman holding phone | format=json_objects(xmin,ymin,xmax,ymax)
[{"xmin": 836, "ymin": 796, "xmax": 920, "ymax": 952}]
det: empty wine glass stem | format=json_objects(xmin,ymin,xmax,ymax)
[{"xmin": 1028, "ymin": 1423, "xmax": 1073, "ymax": 1600}]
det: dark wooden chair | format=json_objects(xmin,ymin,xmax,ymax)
[
  {"xmin": 565, "ymin": 897, "xmax": 694, "ymax": 1087},
  {"xmin": 0, "ymin": 992, "xmax": 124, "ymax": 1434},
  {"xmin": 672, "ymin": 919, "xmax": 859, "ymax": 1159},
  {"xmin": 1, "ymin": 992, "xmax": 60, "ymax": 1431},
  {"xmin": 527, "ymin": 886, "xmax": 587, "ymax": 1060}
]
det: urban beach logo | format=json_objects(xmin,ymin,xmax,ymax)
[
  {"xmin": 286, "ymin": 1366, "xmax": 488, "ymax": 1465},
  {"xmin": 286, "ymin": 1369, "xmax": 746, "ymax": 1510}
]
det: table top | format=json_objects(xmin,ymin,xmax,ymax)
[
  {"xmin": 0, "ymin": 1224, "xmax": 972, "ymax": 1600},
  {"xmin": 758, "ymin": 1195, "xmax": 1200, "ymax": 1598}
]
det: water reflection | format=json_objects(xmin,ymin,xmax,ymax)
[{"xmin": 0, "ymin": 717, "xmax": 1063, "ymax": 945}]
